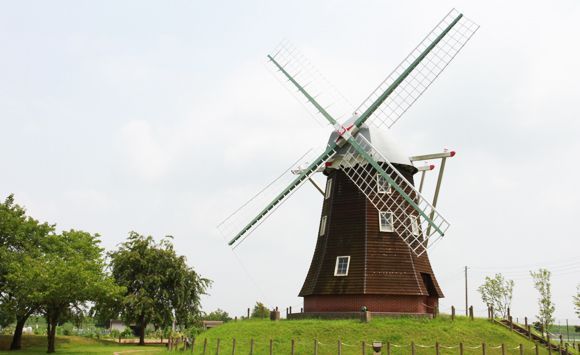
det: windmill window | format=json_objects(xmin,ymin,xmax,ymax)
[
  {"xmin": 410, "ymin": 215, "xmax": 420, "ymax": 236},
  {"xmin": 376, "ymin": 174, "xmax": 392, "ymax": 194},
  {"xmin": 319, "ymin": 216, "xmax": 327, "ymax": 236},
  {"xmin": 334, "ymin": 256, "xmax": 350, "ymax": 276},
  {"xmin": 379, "ymin": 211, "xmax": 394, "ymax": 232},
  {"xmin": 325, "ymin": 178, "xmax": 333, "ymax": 199}
]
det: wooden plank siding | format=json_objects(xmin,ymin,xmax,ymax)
[{"xmin": 299, "ymin": 164, "xmax": 443, "ymax": 304}]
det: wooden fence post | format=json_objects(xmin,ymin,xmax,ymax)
[
  {"xmin": 507, "ymin": 307, "xmax": 511, "ymax": 318},
  {"xmin": 525, "ymin": 316, "xmax": 528, "ymax": 328},
  {"xmin": 362, "ymin": 341, "xmax": 366, "ymax": 355},
  {"xmin": 528, "ymin": 325, "xmax": 532, "ymax": 340},
  {"xmin": 203, "ymin": 338, "xmax": 207, "ymax": 355},
  {"xmin": 469, "ymin": 306, "xmax": 474, "ymax": 320},
  {"xmin": 191, "ymin": 337, "xmax": 195, "ymax": 353},
  {"xmin": 247, "ymin": 308, "xmax": 250, "ymax": 319},
  {"xmin": 411, "ymin": 341, "xmax": 415, "ymax": 355},
  {"xmin": 216, "ymin": 338, "xmax": 221, "ymax": 355},
  {"xmin": 490, "ymin": 306, "xmax": 494, "ymax": 319},
  {"xmin": 337, "ymin": 339, "xmax": 342, "ymax": 355},
  {"xmin": 291, "ymin": 339, "xmax": 295, "ymax": 355},
  {"xmin": 482, "ymin": 342, "xmax": 486, "ymax": 355},
  {"xmin": 435, "ymin": 341, "xmax": 440, "ymax": 355},
  {"xmin": 519, "ymin": 344, "xmax": 523, "ymax": 355},
  {"xmin": 509, "ymin": 316, "xmax": 513, "ymax": 331},
  {"xmin": 269, "ymin": 339, "xmax": 273, "ymax": 355},
  {"xmin": 452, "ymin": 306, "xmax": 455, "ymax": 320},
  {"xmin": 250, "ymin": 339, "xmax": 254, "ymax": 355},
  {"xmin": 387, "ymin": 341, "xmax": 391, "ymax": 355},
  {"xmin": 289, "ymin": 306, "xmax": 292, "ymax": 314},
  {"xmin": 459, "ymin": 342, "xmax": 464, "ymax": 355},
  {"xmin": 501, "ymin": 343, "xmax": 505, "ymax": 355},
  {"xmin": 314, "ymin": 339, "xmax": 318, "ymax": 355},
  {"xmin": 534, "ymin": 342, "xmax": 539, "ymax": 355},
  {"xmin": 232, "ymin": 338, "xmax": 236, "ymax": 355}
]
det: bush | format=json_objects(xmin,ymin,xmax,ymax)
[
  {"xmin": 204, "ymin": 309, "xmax": 232, "ymax": 322},
  {"xmin": 251, "ymin": 302, "xmax": 269, "ymax": 319},
  {"xmin": 1, "ymin": 326, "xmax": 14, "ymax": 336},
  {"xmin": 60, "ymin": 322, "xmax": 75, "ymax": 336},
  {"xmin": 120, "ymin": 327, "xmax": 134, "ymax": 338}
]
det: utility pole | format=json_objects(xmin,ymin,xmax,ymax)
[{"xmin": 464, "ymin": 266, "xmax": 469, "ymax": 316}]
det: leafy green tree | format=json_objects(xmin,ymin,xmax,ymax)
[
  {"xmin": 204, "ymin": 309, "xmax": 232, "ymax": 322},
  {"xmin": 0, "ymin": 194, "xmax": 53, "ymax": 350},
  {"xmin": 251, "ymin": 302, "xmax": 269, "ymax": 319},
  {"xmin": 10, "ymin": 230, "xmax": 123, "ymax": 353},
  {"xmin": 574, "ymin": 284, "xmax": 579, "ymax": 319},
  {"xmin": 477, "ymin": 273, "xmax": 515, "ymax": 318},
  {"xmin": 107, "ymin": 232, "xmax": 211, "ymax": 345},
  {"xmin": 530, "ymin": 268, "xmax": 555, "ymax": 334}
]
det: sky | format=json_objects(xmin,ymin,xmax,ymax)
[{"xmin": 0, "ymin": 1, "xmax": 578, "ymax": 322}]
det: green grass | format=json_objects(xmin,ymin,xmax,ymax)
[
  {"xmin": 2, "ymin": 317, "xmax": 577, "ymax": 354},
  {"xmin": 192, "ymin": 316, "xmax": 575, "ymax": 354},
  {"xmin": 0, "ymin": 335, "xmax": 165, "ymax": 354}
]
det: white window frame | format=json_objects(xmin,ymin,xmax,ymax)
[
  {"xmin": 334, "ymin": 256, "xmax": 350, "ymax": 276},
  {"xmin": 325, "ymin": 178, "xmax": 333, "ymax": 200},
  {"xmin": 376, "ymin": 173, "xmax": 392, "ymax": 194},
  {"xmin": 409, "ymin": 215, "xmax": 420, "ymax": 236},
  {"xmin": 319, "ymin": 215, "xmax": 327, "ymax": 236},
  {"xmin": 379, "ymin": 211, "xmax": 394, "ymax": 232}
]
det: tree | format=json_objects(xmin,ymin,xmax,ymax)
[
  {"xmin": 574, "ymin": 284, "xmax": 580, "ymax": 319},
  {"xmin": 204, "ymin": 309, "xmax": 232, "ymax": 322},
  {"xmin": 530, "ymin": 268, "xmax": 555, "ymax": 334},
  {"xmin": 19, "ymin": 230, "xmax": 123, "ymax": 353},
  {"xmin": 0, "ymin": 194, "xmax": 54, "ymax": 350},
  {"xmin": 251, "ymin": 302, "xmax": 269, "ymax": 319},
  {"xmin": 107, "ymin": 232, "xmax": 211, "ymax": 345},
  {"xmin": 477, "ymin": 273, "xmax": 515, "ymax": 318}
]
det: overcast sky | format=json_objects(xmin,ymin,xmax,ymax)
[{"xmin": 1, "ymin": 1, "xmax": 579, "ymax": 322}]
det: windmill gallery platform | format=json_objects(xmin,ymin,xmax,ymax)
[{"xmin": 220, "ymin": 9, "xmax": 479, "ymax": 318}]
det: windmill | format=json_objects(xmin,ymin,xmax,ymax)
[{"xmin": 218, "ymin": 9, "xmax": 478, "ymax": 316}]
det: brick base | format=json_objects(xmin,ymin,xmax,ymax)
[{"xmin": 304, "ymin": 294, "xmax": 438, "ymax": 314}]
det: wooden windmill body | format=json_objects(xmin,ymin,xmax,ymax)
[
  {"xmin": 219, "ymin": 9, "xmax": 478, "ymax": 317},
  {"xmin": 299, "ymin": 126, "xmax": 443, "ymax": 315}
]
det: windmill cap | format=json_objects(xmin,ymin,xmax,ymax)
[{"xmin": 328, "ymin": 124, "xmax": 412, "ymax": 166}]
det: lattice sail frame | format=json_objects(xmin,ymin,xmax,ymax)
[
  {"xmin": 356, "ymin": 9, "xmax": 479, "ymax": 130},
  {"xmin": 337, "ymin": 134, "xmax": 450, "ymax": 255},
  {"xmin": 221, "ymin": 143, "xmax": 339, "ymax": 247},
  {"xmin": 268, "ymin": 40, "xmax": 352, "ymax": 126}
]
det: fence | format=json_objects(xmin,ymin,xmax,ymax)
[{"xmin": 166, "ymin": 337, "xmax": 580, "ymax": 354}]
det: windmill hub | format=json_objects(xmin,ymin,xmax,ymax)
[{"xmin": 327, "ymin": 124, "xmax": 413, "ymax": 169}]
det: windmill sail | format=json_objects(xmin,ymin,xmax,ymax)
[
  {"xmin": 354, "ymin": 9, "xmax": 479, "ymax": 130},
  {"xmin": 267, "ymin": 40, "xmax": 352, "ymax": 126},
  {"xmin": 223, "ymin": 143, "xmax": 338, "ymax": 247},
  {"xmin": 338, "ymin": 133, "xmax": 450, "ymax": 255}
]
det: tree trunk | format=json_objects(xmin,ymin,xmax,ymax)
[
  {"xmin": 138, "ymin": 316, "xmax": 146, "ymax": 346},
  {"xmin": 10, "ymin": 307, "xmax": 35, "ymax": 350},
  {"xmin": 46, "ymin": 312, "xmax": 59, "ymax": 353},
  {"xmin": 9, "ymin": 317, "xmax": 26, "ymax": 350}
]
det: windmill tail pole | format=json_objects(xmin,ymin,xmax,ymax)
[{"xmin": 426, "ymin": 150, "xmax": 455, "ymax": 236}]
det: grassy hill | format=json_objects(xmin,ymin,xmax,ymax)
[
  {"xmin": 0, "ymin": 335, "xmax": 165, "ymax": 354},
  {"xmin": 195, "ymin": 316, "xmax": 569, "ymax": 354},
  {"xmin": 1, "ymin": 317, "xmax": 575, "ymax": 354}
]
